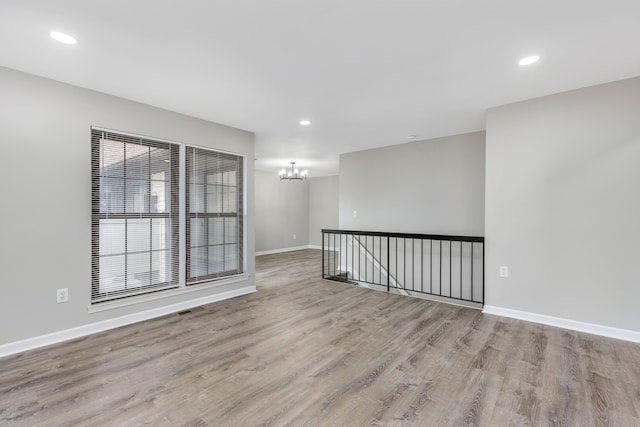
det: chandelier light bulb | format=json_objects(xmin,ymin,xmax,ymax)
[{"xmin": 279, "ymin": 161, "xmax": 309, "ymax": 181}]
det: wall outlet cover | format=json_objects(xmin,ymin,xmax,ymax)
[
  {"xmin": 57, "ymin": 288, "xmax": 69, "ymax": 303},
  {"xmin": 499, "ymin": 266, "xmax": 509, "ymax": 278}
]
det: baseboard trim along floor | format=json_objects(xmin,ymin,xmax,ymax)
[
  {"xmin": 256, "ymin": 245, "xmax": 320, "ymax": 256},
  {"xmin": 483, "ymin": 305, "xmax": 640, "ymax": 343},
  {"xmin": 0, "ymin": 286, "xmax": 256, "ymax": 358}
]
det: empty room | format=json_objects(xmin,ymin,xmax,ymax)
[{"xmin": 1, "ymin": 1, "xmax": 639, "ymax": 426}]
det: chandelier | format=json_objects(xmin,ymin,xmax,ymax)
[{"xmin": 279, "ymin": 162, "xmax": 308, "ymax": 181}]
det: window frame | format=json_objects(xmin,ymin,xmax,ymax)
[
  {"xmin": 185, "ymin": 146, "xmax": 244, "ymax": 284},
  {"xmin": 90, "ymin": 127, "xmax": 245, "ymax": 304}
]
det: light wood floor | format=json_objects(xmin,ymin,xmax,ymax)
[{"xmin": 1, "ymin": 250, "xmax": 639, "ymax": 426}]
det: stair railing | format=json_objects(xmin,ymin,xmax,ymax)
[{"xmin": 322, "ymin": 229, "xmax": 484, "ymax": 306}]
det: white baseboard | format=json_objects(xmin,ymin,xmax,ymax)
[
  {"xmin": 482, "ymin": 305, "xmax": 640, "ymax": 343},
  {"xmin": 256, "ymin": 245, "xmax": 319, "ymax": 256},
  {"xmin": 0, "ymin": 286, "xmax": 256, "ymax": 358}
]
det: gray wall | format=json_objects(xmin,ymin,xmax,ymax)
[
  {"xmin": 309, "ymin": 175, "xmax": 339, "ymax": 246},
  {"xmin": 485, "ymin": 76, "xmax": 640, "ymax": 331},
  {"xmin": 0, "ymin": 66, "xmax": 255, "ymax": 346},
  {"xmin": 339, "ymin": 131, "xmax": 486, "ymax": 235},
  {"xmin": 255, "ymin": 169, "xmax": 309, "ymax": 252}
]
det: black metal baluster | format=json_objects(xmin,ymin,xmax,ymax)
[
  {"xmin": 460, "ymin": 241, "xmax": 463, "ymax": 300},
  {"xmin": 420, "ymin": 239, "xmax": 424, "ymax": 293},
  {"xmin": 395, "ymin": 237, "xmax": 398, "ymax": 289},
  {"xmin": 449, "ymin": 240, "xmax": 452, "ymax": 298},
  {"xmin": 351, "ymin": 233, "xmax": 354, "ymax": 282},
  {"xmin": 403, "ymin": 238, "xmax": 406, "ymax": 290},
  {"xmin": 322, "ymin": 231, "xmax": 325, "ymax": 278},
  {"xmin": 372, "ymin": 236, "xmax": 375, "ymax": 285},
  {"xmin": 430, "ymin": 240, "xmax": 433, "ymax": 294},
  {"xmin": 471, "ymin": 242, "xmax": 474, "ymax": 302},
  {"xmin": 341, "ymin": 234, "xmax": 344, "ymax": 280},
  {"xmin": 387, "ymin": 236, "xmax": 391, "ymax": 292},
  {"xmin": 336, "ymin": 233, "xmax": 339, "ymax": 279},
  {"xmin": 358, "ymin": 234, "xmax": 361, "ymax": 281},
  {"xmin": 412, "ymin": 239, "xmax": 415, "ymax": 292},
  {"xmin": 376, "ymin": 236, "xmax": 380, "ymax": 285},
  {"xmin": 439, "ymin": 240, "xmax": 442, "ymax": 296},
  {"xmin": 482, "ymin": 241, "xmax": 485, "ymax": 304},
  {"xmin": 365, "ymin": 235, "xmax": 368, "ymax": 283}
]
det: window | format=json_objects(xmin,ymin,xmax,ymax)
[
  {"xmin": 186, "ymin": 147, "xmax": 243, "ymax": 283},
  {"xmin": 91, "ymin": 128, "xmax": 244, "ymax": 303}
]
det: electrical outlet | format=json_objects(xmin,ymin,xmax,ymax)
[
  {"xmin": 293, "ymin": 234, "xmax": 297, "ymax": 240},
  {"xmin": 499, "ymin": 266, "xmax": 509, "ymax": 278},
  {"xmin": 57, "ymin": 288, "xmax": 69, "ymax": 303},
  {"xmin": 353, "ymin": 210, "xmax": 357, "ymax": 217}
]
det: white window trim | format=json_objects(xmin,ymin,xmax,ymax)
[{"xmin": 87, "ymin": 273, "xmax": 250, "ymax": 314}]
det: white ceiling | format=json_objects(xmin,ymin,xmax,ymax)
[{"xmin": 1, "ymin": 1, "xmax": 639, "ymax": 176}]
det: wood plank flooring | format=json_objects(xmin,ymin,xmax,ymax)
[{"xmin": 1, "ymin": 249, "xmax": 639, "ymax": 426}]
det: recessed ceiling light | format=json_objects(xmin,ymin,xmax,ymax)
[
  {"xmin": 299, "ymin": 120, "xmax": 311, "ymax": 126},
  {"xmin": 518, "ymin": 55, "xmax": 540, "ymax": 66},
  {"xmin": 50, "ymin": 31, "xmax": 77, "ymax": 45}
]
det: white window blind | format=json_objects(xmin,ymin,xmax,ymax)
[
  {"xmin": 186, "ymin": 146, "xmax": 244, "ymax": 284},
  {"xmin": 91, "ymin": 129, "xmax": 180, "ymax": 303}
]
